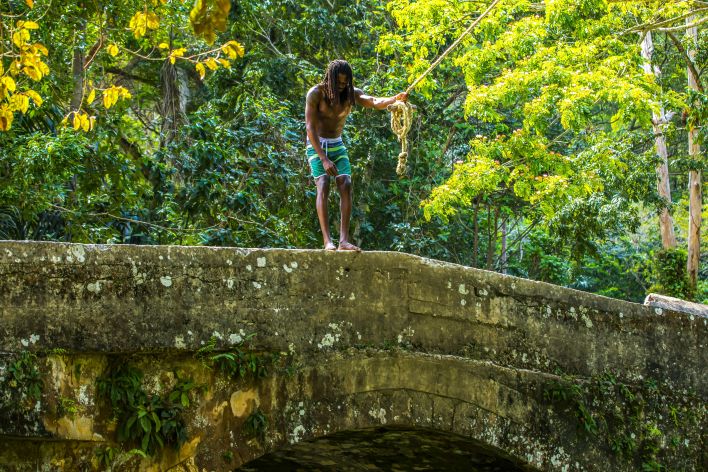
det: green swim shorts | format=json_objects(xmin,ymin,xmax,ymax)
[{"xmin": 306, "ymin": 136, "xmax": 352, "ymax": 179}]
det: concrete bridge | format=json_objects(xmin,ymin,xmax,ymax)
[{"xmin": 0, "ymin": 241, "xmax": 705, "ymax": 471}]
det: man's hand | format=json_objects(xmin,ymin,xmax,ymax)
[
  {"xmin": 322, "ymin": 158, "xmax": 339, "ymax": 177},
  {"xmin": 394, "ymin": 92, "xmax": 409, "ymax": 102}
]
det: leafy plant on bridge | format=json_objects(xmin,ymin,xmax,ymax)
[
  {"xmin": 245, "ymin": 408, "xmax": 269, "ymax": 443},
  {"xmin": 195, "ymin": 334, "xmax": 279, "ymax": 380},
  {"xmin": 195, "ymin": 334, "xmax": 277, "ymax": 445},
  {"xmin": 94, "ymin": 445, "xmax": 119, "ymax": 469},
  {"xmin": 543, "ymin": 371, "xmax": 703, "ymax": 471},
  {"xmin": 0, "ymin": 351, "xmax": 42, "ymax": 421},
  {"xmin": 96, "ymin": 363, "xmax": 203, "ymax": 456},
  {"xmin": 57, "ymin": 395, "xmax": 79, "ymax": 419}
]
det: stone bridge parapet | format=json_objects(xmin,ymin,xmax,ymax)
[{"xmin": 0, "ymin": 242, "xmax": 705, "ymax": 471}]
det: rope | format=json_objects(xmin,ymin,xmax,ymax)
[
  {"xmin": 404, "ymin": 0, "xmax": 502, "ymax": 96},
  {"xmin": 389, "ymin": 101, "xmax": 414, "ymax": 176},
  {"xmin": 389, "ymin": 0, "xmax": 502, "ymax": 176}
]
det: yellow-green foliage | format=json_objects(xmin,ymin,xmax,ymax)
[
  {"xmin": 0, "ymin": 11, "xmax": 47, "ymax": 131},
  {"xmin": 0, "ymin": 0, "xmax": 244, "ymax": 133},
  {"xmin": 384, "ymin": 0, "xmax": 692, "ymax": 224}
]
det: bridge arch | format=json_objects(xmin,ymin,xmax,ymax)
[
  {"xmin": 221, "ymin": 350, "xmax": 586, "ymax": 470},
  {"xmin": 240, "ymin": 426, "xmax": 533, "ymax": 471}
]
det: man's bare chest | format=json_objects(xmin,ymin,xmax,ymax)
[{"xmin": 318, "ymin": 101, "xmax": 351, "ymax": 121}]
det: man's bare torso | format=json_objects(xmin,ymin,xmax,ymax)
[{"xmin": 307, "ymin": 85, "xmax": 354, "ymax": 139}]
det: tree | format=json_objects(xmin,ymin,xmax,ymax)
[
  {"xmin": 0, "ymin": 1, "xmax": 48, "ymax": 131},
  {"xmin": 383, "ymin": 1, "xmax": 673, "ymax": 257},
  {"xmin": 685, "ymin": 15, "xmax": 702, "ymax": 292},
  {"xmin": 623, "ymin": 1, "xmax": 705, "ymax": 295},
  {"xmin": 380, "ymin": 0, "xmax": 705, "ymax": 294},
  {"xmin": 641, "ymin": 30, "xmax": 677, "ymax": 249},
  {"xmin": 1, "ymin": 0, "xmax": 243, "ymax": 133}
]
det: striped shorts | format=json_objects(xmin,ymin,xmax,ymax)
[{"xmin": 306, "ymin": 136, "xmax": 351, "ymax": 179}]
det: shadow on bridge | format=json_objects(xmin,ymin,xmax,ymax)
[{"xmin": 237, "ymin": 426, "xmax": 536, "ymax": 472}]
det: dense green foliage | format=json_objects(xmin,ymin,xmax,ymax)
[
  {"xmin": 0, "ymin": 0, "xmax": 705, "ymax": 302},
  {"xmin": 96, "ymin": 363, "xmax": 199, "ymax": 455},
  {"xmin": 0, "ymin": 351, "xmax": 42, "ymax": 419},
  {"xmin": 649, "ymin": 247, "xmax": 694, "ymax": 299},
  {"xmin": 195, "ymin": 334, "xmax": 278, "ymax": 380}
]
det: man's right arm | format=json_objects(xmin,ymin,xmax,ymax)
[{"xmin": 305, "ymin": 87, "xmax": 337, "ymax": 176}]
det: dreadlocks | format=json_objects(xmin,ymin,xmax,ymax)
[{"xmin": 320, "ymin": 60, "xmax": 355, "ymax": 107}]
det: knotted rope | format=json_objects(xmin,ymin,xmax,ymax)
[
  {"xmin": 389, "ymin": 101, "xmax": 414, "ymax": 176},
  {"xmin": 388, "ymin": 0, "xmax": 502, "ymax": 176}
]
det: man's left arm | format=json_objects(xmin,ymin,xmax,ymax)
[{"xmin": 354, "ymin": 88, "xmax": 408, "ymax": 110}]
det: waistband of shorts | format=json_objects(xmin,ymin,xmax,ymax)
[{"xmin": 307, "ymin": 136, "xmax": 343, "ymax": 146}]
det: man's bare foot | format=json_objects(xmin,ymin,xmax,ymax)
[
  {"xmin": 324, "ymin": 242, "xmax": 337, "ymax": 251},
  {"xmin": 338, "ymin": 241, "xmax": 361, "ymax": 252}
]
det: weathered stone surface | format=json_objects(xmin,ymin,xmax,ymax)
[
  {"xmin": 644, "ymin": 293, "xmax": 708, "ymax": 317},
  {"xmin": 0, "ymin": 241, "xmax": 705, "ymax": 471}
]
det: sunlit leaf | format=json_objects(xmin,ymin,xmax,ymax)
[
  {"xmin": 24, "ymin": 89, "xmax": 42, "ymax": 106},
  {"xmin": 195, "ymin": 62, "xmax": 206, "ymax": 79},
  {"xmin": 205, "ymin": 57, "xmax": 218, "ymax": 70},
  {"xmin": 0, "ymin": 105, "xmax": 13, "ymax": 131}
]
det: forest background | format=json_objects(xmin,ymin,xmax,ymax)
[{"xmin": 0, "ymin": 0, "xmax": 705, "ymax": 303}]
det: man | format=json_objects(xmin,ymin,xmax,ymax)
[{"xmin": 305, "ymin": 59, "xmax": 408, "ymax": 251}]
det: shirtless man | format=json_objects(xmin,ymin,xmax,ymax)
[{"xmin": 305, "ymin": 59, "xmax": 408, "ymax": 251}]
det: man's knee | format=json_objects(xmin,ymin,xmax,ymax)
[
  {"xmin": 316, "ymin": 175, "xmax": 330, "ymax": 193},
  {"xmin": 336, "ymin": 175, "xmax": 352, "ymax": 191}
]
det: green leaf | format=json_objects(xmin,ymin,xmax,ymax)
[
  {"xmin": 139, "ymin": 415, "xmax": 151, "ymax": 433},
  {"xmin": 151, "ymin": 411, "xmax": 161, "ymax": 432},
  {"xmin": 125, "ymin": 414, "xmax": 137, "ymax": 435}
]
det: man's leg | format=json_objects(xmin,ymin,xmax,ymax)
[
  {"xmin": 335, "ymin": 174, "xmax": 360, "ymax": 251},
  {"xmin": 316, "ymin": 175, "xmax": 336, "ymax": 250}
]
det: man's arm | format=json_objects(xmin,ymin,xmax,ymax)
[
  {"xmin": 354, "ymin": 88, "xmax": 408, "ymax": 110},
  {"xmin": 305, "ymin": 86, "xmax": 338, "ymax": 176}
]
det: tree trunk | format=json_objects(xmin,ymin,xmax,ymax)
[
  {"xmin": 500, "ymin": 216, "xmax": 507, "ymax": 274},
  {"xmin": 160, "ymin": 60, "xmax": 188, "ymax": 148},
  {"xmin": 472, "ymin": 197, "xmax": 480, "ymax": 267},
  {"xmin": 160, "ymin": 28, "xmax": 190, "ymax": 162},
  {"xmin": 687, "ymin": 170, "xmax": 702, "ymax": 291},
  {"xmin": 641, "ymin": 31, "xmax": 677, "ymax": 248},
  {"xmin": 486, "ymin": 205, "xmax": 498, "ymax": 270},
  {"xmin": 686, "ymin": 18, "xmax": 702, "ymax": 291},
  {"xmin": 67, "ymin": 20, "xmax": 86, "ymax": 241},
  {"xmin": 70, "ymin": 47, "xmax": 84, "ymax": 112}
]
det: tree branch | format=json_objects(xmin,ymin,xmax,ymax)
[
  {"xmin": 666, "ymin": 31, "xmax": 705, "ymax": 93},
  {"xmin": 83, "ymin": 34, "xmax": 104, "ymax": 71},
  {"xmin": 655, "ymin": 15, "xmax": 708, "ymax": 33},
  {"xmin": 621, "ymin": 8, "xmax": 708, "ymax": 34},
  {"xmin": 105, "ymin": 67, "xmax": 157, "ymax": 87},
  {"xmin": 49, "ymin": 204, "xmax": 220, "ymax": 234}
]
